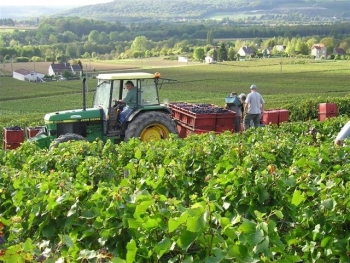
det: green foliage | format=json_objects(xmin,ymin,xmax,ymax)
[
  {"xmin": 193, "ymin": 47, "xmax": 205, "ymax": 61},
  {"xmin": 218, "ymin": 43, "xmax": 228, "ymax": 61},
  {"xmin": 131, "ymin": 36, "xmax": 148, "ymax": 56},
  {"xmin": 0, "ymin": 117, "xmax": 350, "ymax": 262},
  {"xmin": 62, "ymin": 70, "xmax": 75, "ymax": 79},
  {"xmin": 15, "ymin": 57, "xmax": 29, "ymax": 62}
]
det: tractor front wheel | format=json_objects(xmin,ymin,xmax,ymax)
[
  {"xmin": 50, "ymin": 133, "xmax": 86, "ymax": 149},
  {"xmin": 124, "ymin": 112, "xmax": 177, "ymax": 142}
]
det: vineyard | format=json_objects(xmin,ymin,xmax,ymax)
[
  {"xmin": 0, "ymin": 116, "xmax": 349, "ymax": 262},
  {"xmin": 1, "ymin": 58, "xmax": 350, "ymax": 145}
]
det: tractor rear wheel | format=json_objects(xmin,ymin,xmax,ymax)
[
  {"xmin": 124, "ymin": 112, "xmax": 177, "ymax": 142},
  {"xmin": 50, "ymin": 133, "xmax": 86, "ymax": 149}
]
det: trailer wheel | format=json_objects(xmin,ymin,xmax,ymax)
[
  {"xmin": 124, "ymin": 112, "xmax": 177, "ymax": 142},
  {"xmin": 50, "ymin": 133, "xmax": 86, "ymax": 149}
]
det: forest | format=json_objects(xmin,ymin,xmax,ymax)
[
  {"xmin": 0, "ymin": 17, "xmax": 350, "ymax": 64},
  {"xmin": 59, "ymin": 0, "xmax": 350, "ymax": 22}
]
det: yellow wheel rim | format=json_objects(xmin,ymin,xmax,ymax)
[{"xmin": 140, "ymin": 124, "xmax": 170, "ymax": 142}]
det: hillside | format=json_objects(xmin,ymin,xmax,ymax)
[
  {"xmin": 59, "ymin": 0, "xmax": 350, "ymax": 22},
  {"xmin": 0, "ymin": 6, "xmax": 76, "ymax": 20}
]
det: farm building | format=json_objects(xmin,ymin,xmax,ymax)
[
  {"xmin": 178, "ymin": 56, "xmax": 188, "ymax": 63},
  {"xmin": 275, "ymin": 45, "xmax": 286, "ymax": 52},
  {"xmin": 12, "ymin": 69, "xmax": 45, "ymax": 82},
  {"xmin": 311, "ymin": 44, "xmax": 327, "ymax": 59},
  {"xmin": 262, "ymin": 47, "xmax": 272, "ymax": 57},
  {"xmin": 237, "ymin": 46, "xmax": 256, "ymax": 58},
  {"xmin": 48, "ymin": 62, "xmax": 83, "ymax": 76},
  {"xmin": 333, "ymin": 48, "xmax": 346, "ymax": 56},
  {"xmin": 205, "ymin": 56, "xmax": 213, "ymax": 64}
]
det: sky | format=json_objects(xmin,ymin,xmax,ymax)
[{"xmin": 0, "ymin": 0, "xmax": 113, "ymax": 6}]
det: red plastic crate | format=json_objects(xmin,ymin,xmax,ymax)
[
  {"xmin": 216, "ymin": 112, "xmax": 236, "ymax": 126},
  {"xmin": 262, "ymin": 110, "xmax": 279, "ymax": 125},
  {"xmin": 3, "ymin": 128, "xmax": 24, "ymax": 143},
  {"xmin": 181, "ymin": 112, "xmax": 217, "ymax": 129},
  {"xmin": 176, "ymin": 124, "xmax": 187, "ymax": 139},
  {"xmin": 318, "ymin": 103, "xmax": 338, "ymax": 114},
  {"xmin": 278, "ymin": 109, "xmax": 289, "ymax": 124},
  {"xmin": 3, "ymin": 141, "xmax": 21, "ymax": 150},
  {"xmin": 26, "ymin": 127, "xmax": 43, "ymax": 138},
  {"xmin": 172, "ymin": 109, "xmax": 182, "ymax": 120},
  {"xmin": 319, "ymin": 112, "xmax": 338, "ymax": 122}
]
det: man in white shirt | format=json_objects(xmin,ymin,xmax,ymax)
[
  {"xmin": 335, "ymin": 120, "xmax": 350, "ymax": 145},
  {"xmin": 244, "ymin": 84, "xmax": 265, "ymax": 130}
]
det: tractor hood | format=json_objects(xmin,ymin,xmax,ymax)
[{"xmin": 44, "ymin": 108, "xmax": 102, "ymax": 124}]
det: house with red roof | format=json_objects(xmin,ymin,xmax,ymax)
[{"xmin": 311, "ymin": 44, "xmax": 327, "ymax": 59}]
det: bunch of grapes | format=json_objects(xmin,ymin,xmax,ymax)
[
  {"xmin": 194, "ymin": 103, "xmax": 214, "ymax": 108},
  {"xmin": 188, "ymin": 105, "xmax": 231, "ymax": 114},
  {"xmin": 6, "ymin": 126, "xmax": 22, "ymax": 131}
]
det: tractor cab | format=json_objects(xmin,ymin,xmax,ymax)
[{"xmin": 94, "ymin": 72, "xmax": 169, "ymax": 136}]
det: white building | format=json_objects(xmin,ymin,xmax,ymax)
[
  {"xmin": 311, "ymin": 44, "xmax": 327, "ymax": 59},
  {"xmin": 205, "ymin": 56, "xmax": 213, "ymax": 64},
  {"xmin": 48, "ymin": 62, "xmax": 83, "ymax": 76},
  {"xmin": 275, "ymin": 45, "xmax": 286, "ymax": 52},
  {"xmin": 13, "ymin": 69, "xmax": 45, "ymax": 82},
  {"xmin": 178, "ymin": 56, "xmax": 188, "ymax": 63}
]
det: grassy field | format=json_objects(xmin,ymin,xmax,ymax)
[
  {"xmin": 0, "ymin": 26, "xmax": 37, "ymax": 33},
  {"xmin": 1, "ymin": 58, "xmax": 196, "ymax": 75},
  {"xmin": 0, "ymin": 58, "xmax": 349, "ymax": 128}
]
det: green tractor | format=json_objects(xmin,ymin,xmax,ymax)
[{"xmin": 29, "ymin": 72, "xmax": 178, "ymax": 149}]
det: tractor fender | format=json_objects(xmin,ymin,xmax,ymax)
[
  {"xmin": 126, "ymin": 107, "xmax": 172, "ymax": 122},
  {"xmin": 28, "ymin": 134, "xmax": 55, "ymax": 149}
]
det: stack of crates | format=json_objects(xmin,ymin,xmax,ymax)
[
  {"xmin": 318, "ymin": 103, "xmax": 338, "ymax": 122},
  {"xmin": 262, "ymin": 109, "xmax": 289, "ymax": 126},
  {"xmin": 3, "ymin": 127, "xmax": 24, "ymax": 150}
]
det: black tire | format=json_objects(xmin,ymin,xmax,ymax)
[
  {"xmin": 50, "ymin": 133, "xmax": 86, "ymax": 149},
  {"xmin": 124, "ymin": 112, "xmax": 177, "ymax": 142}
]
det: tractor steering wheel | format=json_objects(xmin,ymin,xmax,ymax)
[{"xmin": 113, "ymin": 100, "xmax": 126, "ymax": 110}]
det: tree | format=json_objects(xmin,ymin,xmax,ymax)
[
  {"xmin": 306, "ymin": 37, "xmax": 318, "ymax": 49},
  {"xmin": 218, "ymin": 42, "xmax": 228, "ymax": 61},
  {"xmin": 206, "ymin": 30, "xmax": 213, "ymax": 45},
  {"xmin": 320, "ymin": 37, "xmax": 335, "ymax": 54},
  {"xmin": 285, "ymin": 41, "xmax": 295, "ymax": 56},
  {"xmin": 295, "ymin": 39, "xmax": 309, "ymax": 55},
  {"xmin": 77, "ymin": 60, "xmax": 83, "ymax": 74},
  {"xmin": 98, "ymin": 32, "xmax": 109, "ymax": 44},
  {"xmin": 228, "ymin": 47, "xmax": 236, "ymax": 61},
  {"xmin": 48, "ymin": 34, "xmax": 58, "ymax": 44},
  {"xmin": 212, "ymin": 49, "xmax": 218, "ymax": 61},
  {"xmin": 107, "ymin": 31, "xmax": 117, "ymax": 41},
  {"xmin": 62, "ymin": 70, "xmax": 74, "ymax": 79},
  {"xmin": 131, "ymin": 36, "xmax": 148, "ymax": 57},
  {"xmin": 193, "ymin": 47, "xmax": 205, "ymax": 61},
  {"xmin": 88, "ymin": 30, "xmax": 99, "ymax": 43}
]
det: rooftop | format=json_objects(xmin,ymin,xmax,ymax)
[{"xmin": 14, "ymin": 68, "xmax": 35, "ymax": 75}]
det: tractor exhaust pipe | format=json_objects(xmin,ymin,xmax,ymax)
[{"xmin": 82, "ymin": 78, "xmax": 86, "ymax": 111}]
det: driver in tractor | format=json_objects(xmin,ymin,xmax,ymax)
[{"xmin": 114, "ymin": 80, "xmax": 137, "ymax": 123}]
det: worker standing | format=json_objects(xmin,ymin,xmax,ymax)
[
  {"xmin": 225, "ymin": 92, "xmax": 242, "ymax": 132},
  {"xmin": 244, "ymin": 84, "xmax": 265, "ymax": 130}
]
